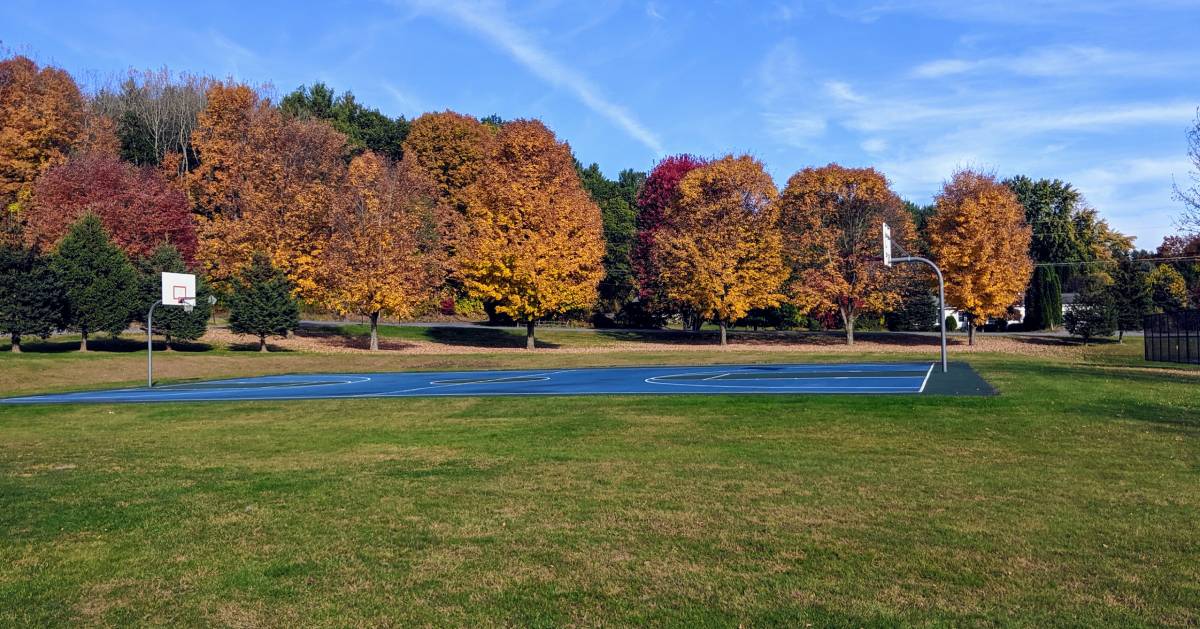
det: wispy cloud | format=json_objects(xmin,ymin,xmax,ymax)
[
  {"xmin": 823, "ymin": 80, "xmax": 865, "ymax": 103},
  {"xmin": 403, "ymin": 0, "xmax": 664, "ymax": 155},
  {"xmin": 381, "ymin": 82, "xmax": 425, "ymax": 115},
  {"xmin": 837, "ymin": 0, "xmax": 1200, "ymax": 24},
  {"xmin": 911, "ymin": 45, "xmax": 1195, "ymax": 79}
]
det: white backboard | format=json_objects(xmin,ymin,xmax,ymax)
[
  {"xmin": 161, "ymin": 272, "xmax": 196, "ymax": 306},
  {"xmin": 882, "ymin": 222, "xmax": 893, "ymax": 267}
]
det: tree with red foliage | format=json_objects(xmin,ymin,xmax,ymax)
[
  {"xmin": 26, "ymin": 152, "xmax": 197, "ymax": 262},
  {"xmin": 632, "ymin": 154, "xmax": 706, "ymax": 319},
  {"xmin": 0, "ymin": 55, "xmax": 84, "ymax": 236}
]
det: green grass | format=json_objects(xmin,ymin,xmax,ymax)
[{"xmin": 1, "ymin": 342, "xmax": 1198, "ymax": 626}]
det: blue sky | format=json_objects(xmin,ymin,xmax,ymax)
[{"xmin": 3, "ymin": 0, "xmax": 1199, "ymax": 247}]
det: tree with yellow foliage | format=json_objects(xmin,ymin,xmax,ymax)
[
  {"xmin": 0, "ymin": 56, "xmax": 84, "ymax": 235},
  {"xmin": 188, "ymin": 82, "xmax": 348, "ymax": 296},
  {"xmin": 319, "ymin": 152, "xmax": 444, "ymax": 350},
  {"xmin": 654, "ymin": 155, "xmax": 784, "ymax": 346},
  {"xmin": 778, "ymin": 164, "xmax": 915, "ymax": 345},
  {"xmin": 401, "ymin": 111, "xmax": 492, "ymax": 275},
  {"xmin": 927, "ymin": 169, "xmax": 1033, "ymax": 344},
  {"xmin": 459, "ymin": 120, "xmax": 603, "ymax": 349}
]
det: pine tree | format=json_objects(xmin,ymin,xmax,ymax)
[
  {"xmin": 1064, "ymin": 276, "xmax": 1116, "ymax": 345},
  {"xmin": 885, "ymin": 278, "xmax": 939, "ymax": 332},
  {"xmin": 1108, "ymin": 257, "xmax": 1152, "ymax": 341},
  {"xmin": 0, "ymin": 244, "xmax": 66, "ymax": 352},
  {"xmin": 1023, "ymin": 267, "xmax": 1062, "ymax": 330},
  {"xmin": 136, "ymin": 244, "xmax": 211, "ymax": 348},
  {"xmin": 50, "ymin": 214, "xmax": 138, "ymax": 351},
  {"xmin": 228, "ymin": 252, "xmax": 300, "ymax": 352}
]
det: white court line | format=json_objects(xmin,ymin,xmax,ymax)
[
  {"xmin": 361, "ymin": 370, "xmax": 567, "ymax": 397},
  {"xmin": 702, "ymin": 373, "xmax": 730, "ymax": 381},
  {"xmin": 14, "ymin": 375, "xmax": 375, "ymax": 402},
  {"xmin": 919, "ymin": 363, "xmax": 935, "ymax": 393}
]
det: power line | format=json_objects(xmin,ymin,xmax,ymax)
[{"xmin": 1033, "ymin": 255, "xmax": 1200, "ymax": 267}]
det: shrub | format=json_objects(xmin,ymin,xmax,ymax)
[
  {"xmin": 228, "ymin": 252, "xmax": 300, "ymax": 352},
  {"xmin": 1064, "ymin": 277, "xmax": 1116, "ymax": 345},
  {"xmin": 945, "ymin": 315, "xmax": 959, "ymax": 332}
]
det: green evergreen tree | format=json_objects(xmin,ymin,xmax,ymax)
[
  {"xmin": 1107, "ymin": 256, "xmax": 1152, "ymax": 341},
  {"xmin": 575, "ymin": 161, "xmax": 647, "ymax": 312},
  {"xmin": 0, "ymin": 244, "xmax": 66, "ymax": 352},
  {"xmin": 51, "ymin": 214, "xmax": 138, "ymax": 351},
  {"xmin": 1063, "ymin": 277, "xmax": 1116, "ymax": 345},
  {"xmin": 227, "ymin": 252, "xmax": 299, "ymax": 352},
  {"xmin": 135, "ymin": 244, "xmax": 212, "ymax": 348},
  {"xmin": 281, "ymin": 82, "xmax": 410, "ymax": 160},
  {"xmin": 886, "ymin": 278, "xmax": 939, "ymax": 331},
  {"xmin": 1023, "ymin": 266, "xmax": 1063, "ymax": 330}
]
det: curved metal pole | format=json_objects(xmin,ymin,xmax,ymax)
[
  {"xmin": 147, "ymin": 301, "xmax": 159, "ymax": 388},
  {"xmin": 893, "ymin": 256, "xmax": 948, "ymax": 373}
]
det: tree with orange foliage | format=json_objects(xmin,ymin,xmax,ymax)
[
  {"xmin": 459, "ymin": 120, "xmax": 604, "ymax": 349},
  {"xmin": 76, "ymin": 107, "xmax": 121, "ymax": 157},
  {"xmin": 401, "ymin": 111, "xmax": 492, "ymax": 274},
  {"xmin": 27, "ymin": 152, "xmax": 197, "ymax": 261},
  {"xmin": 0, "ymin": 55, "xmax": 84, "ymax": 234},
  {"xmin": 927, "ymin": 169, "xmax": 1033, "ymax": 344},
  {"xmin": 187, "ymin": 82, "xmax": 348, "ymax": 296},
  {"xmin": 778, "ymin": 164, "xmax": 915, "ymax": 345},
  {"xmin": 319, "ymin": 152, "xmax": 444, "ymax": 350},
  {"xmin": 654, "ymin": 155, "xmax": 784, "ymax": 346}
]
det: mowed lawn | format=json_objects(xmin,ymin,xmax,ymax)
[{"xmin": 1, "ymin": 340, "xmax": 1198, "ymax": 626}]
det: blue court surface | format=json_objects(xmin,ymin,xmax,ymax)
[{"xmin": 0, "ymin": 362, "xmax": 997, "ymax": 405}]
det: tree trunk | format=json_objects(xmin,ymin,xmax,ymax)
[
  {"xmin": 1118, "ymin": 329, "xmax": 1124, "ymax": 341},
  {"xmin": 164, "ymin": 334, "xmax": 174, "ymax": 351},
  {"xmin": 80, "ymin": 330, "xmax": 88, "ymax": 352},
  {"xmin": 719, "ymin": 320, "xmax": 727, "ymax": 346},
  {"xmin": 526, "ymin": 321, "xmax": 536, "ymax": 350},
  {"xmin": 840, "ymin": 307, "xmax": 855, "ymax": 346},
  {"xmin": 259, "ymin": 335, "xmax": 268, "ymax": 352},
  {"xmin": 967, "ymin": 315, "xmax": 975, "ymax": 346},
  {"xmin": 10, "ymin": 334, "xmax": 20, "ymax": 353},
  {"xmin": 369, "ymin": 311, "xmax": 380, "ymax": 351}
]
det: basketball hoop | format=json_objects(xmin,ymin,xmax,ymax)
[
  {"xmin": 148, "ymin": 272, "xmax": 198, "ymax": 388},
  {"xmin": 882, "ymin": 222, "xmax": 893, "ymax": 267},
  {"xmin": 882, "ymin": 222, "xmax": 948, "ymax": 374}
]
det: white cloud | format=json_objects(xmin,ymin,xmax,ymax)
[
  {"xmin": 402, "ymin": 0, "xmax": 665, "ymax": 155},
  {"xmin": 381, "ymin": 82, "xmax": 425, "ymax": 115},
  {"xmin": 764, "ymin": 113, "xmax": 828, "ymax": 147},
  {"xmin": 910, "ymin": 45, "xmax": 1195, "ymax": 79},
  {"xmin": 838, "ymin": 0, "xmax": 1200, "ymax": 24},
  {"xmin": 911, "ymin": 58, "xmax": 975, "ymax": 78},
  {"xmin": 824, "ymin": 80, "xmax": 865, "ymax": 103},
  {"xmin": 861, "ymin": 138, "xmax": 888, "ymax": 153}
]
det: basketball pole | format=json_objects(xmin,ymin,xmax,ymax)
[
  {"xmin": 147, "ymin": 301, "xmax": 159, "ymax": 388},
  {"xmin": 883, "ymin": 222, "xmax": 947, "ymax": 374},
  {"xmin": 891, "ymin": 255, "xmax": 948, "ymax": 373}
]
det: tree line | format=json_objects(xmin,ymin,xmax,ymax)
[{"xmin": 2, "ymin": 53, "xmax": 1197, "ymax": 351}]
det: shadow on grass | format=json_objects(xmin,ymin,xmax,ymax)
[
  {"xmin": 2, "ymin": 336, "xmax": 216, "ymax": 354},
  {"xmin": 227, "ymin": 342, "xmax": 297, "ymax": 353},
  {"xmin": 425, "ymin": 326, "xmax": 561, "ymax": 349},
  {"xmin": 297, "ymin": 323, "xmax": 563, "ymax": 350},
  {"xmin": 995, "ymin": 361, "xmax": 1200, "ymax": 429}
]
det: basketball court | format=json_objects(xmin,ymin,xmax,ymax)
[{"xmin": 0, "ymin": 362, "xmax": 993, "ymax": 404}]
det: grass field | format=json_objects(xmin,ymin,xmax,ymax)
[{"xmin": 1, "ymin": 333, "xmax": 1198, "ymax": 626}]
